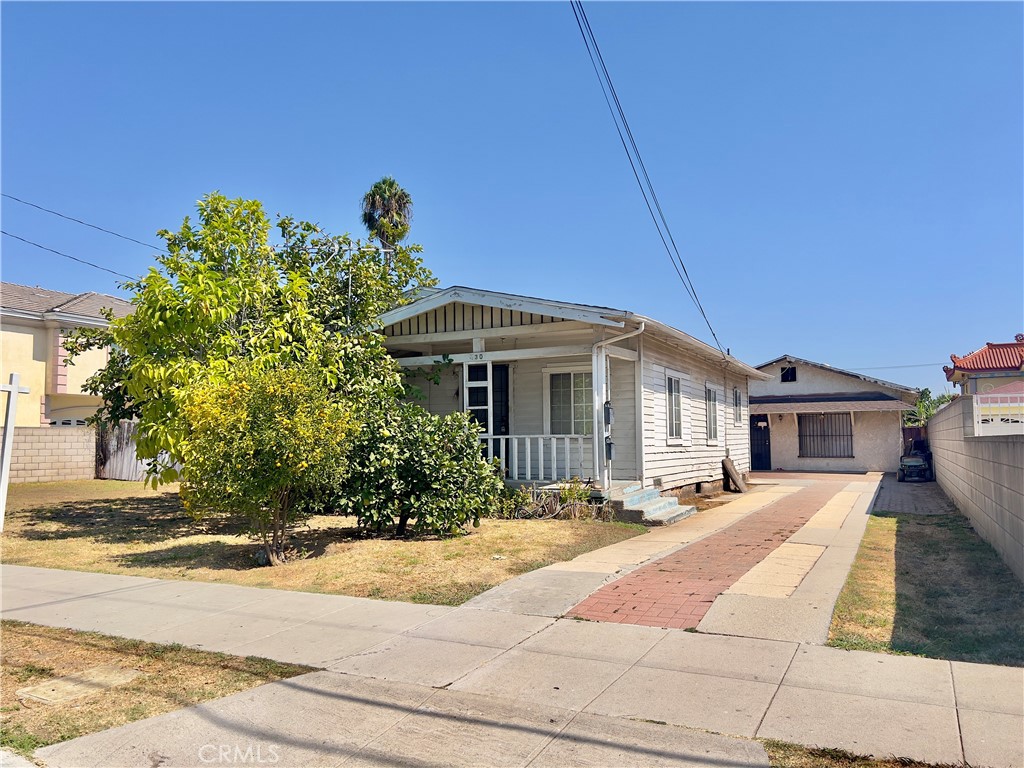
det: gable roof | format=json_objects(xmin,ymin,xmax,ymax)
[
  {"xmin": 756, "ymin": 354, "xmax": 918, "ymax": 395},
  {"xmin": 381, "ymin": 285, "xmax": 770, "ymax": 380},
  {"xmin": 0, "ymin": 281, "xmax": 132, "ymax": 322},
  {"xmin": 379, "ymin": 285, "xmax": 631, "ymax": 329},
  {"xmin": 943, "ymin": 336, "xmax": 1024, "ymax": 380}
]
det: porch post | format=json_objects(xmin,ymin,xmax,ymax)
[{"xmin": 591, "ymin": 346, "xmax": 604, "ymax": 490}]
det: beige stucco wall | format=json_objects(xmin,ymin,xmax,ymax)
[
  {"xmin": 0, "ymin": 426, "xmax": 96, "ymax": 482},
  {"xmin": 762, "ymin": 410, "xmax": 903, "ymax": 472},
  {"xmin": 751, "ymin": 360, "xmax": 915, "ymax": 402},
  {"xmin": 928, "ymin": 397, "xmax": 1024, "ymax": 582},
  {"xmin": 64, "ymin": 345, "xmax": 108, "ymax": 395},
  {"xmin": 0, "ymin": 323, "xmax": 49, "ymax": 427}
]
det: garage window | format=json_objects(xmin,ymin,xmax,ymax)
[{"xmin": 798, "ymin": 413, "xmax": 853, "ymax": 458}]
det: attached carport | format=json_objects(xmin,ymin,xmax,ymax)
[{"xmin": 749, "ymin": 393, "xmax": 914, "ymax": 473}]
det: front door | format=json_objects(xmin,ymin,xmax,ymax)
[
  {"xmin": 750, "ymin": 415, "xmax": 771, "ymax": 471},
  {"xmin": 463, "ymin": 362, "xmax": 509, "ymax": 435}
]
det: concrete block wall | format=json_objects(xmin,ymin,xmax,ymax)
[
  {"xmin": 1, "ymin": 426, "xmax": 96, "ymax": 483},
  {"xmin": 928, "ymin": 397, "xmax": 1024, "ymax": 582}
]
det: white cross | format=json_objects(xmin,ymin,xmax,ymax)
[{"xmin": 1, "ymin": 372, "xmax": 31, "ymax": 531}]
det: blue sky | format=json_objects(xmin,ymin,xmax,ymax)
[{"xmin": 2, "ymin": 2, "xmax": 1021, "ymax": 393}]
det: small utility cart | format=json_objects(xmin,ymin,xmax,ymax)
[{"xmin": 898, "ymin": 438, "xmax": 934, "ymax": 482}]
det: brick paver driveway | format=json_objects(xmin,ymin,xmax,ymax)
[
  {"xmin": 873, "ymin": 472, "xmax": 958, "ymax": 515},
  {"xmin": 568, "ymin": 477, "xmax": 852, "ymax": 629}
]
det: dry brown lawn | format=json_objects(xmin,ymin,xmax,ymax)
[
  {"xmin": 2, "ymin": 480, "xmax": 645, "ymax": 605},
  {"xmin": 764, "ymin": 740, "xmax": 967, "ymax": 768},
  {"xmin": 0, "ymin": 620, "xmax": 310, "ymax": 757},
  {"xmin": 829, "ymin": 510, "xmax": 1024, "ymax": 666}
]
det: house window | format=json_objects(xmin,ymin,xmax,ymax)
[
  {"xmin": 798, "ymin": 413, "xmax": 853, "ymax": 458},
  {"xmin": 733, "ymin": 387, "xmax": 742, "ymax": 425},
  {"xmin": 667, "ymin": 375, "xmax": 683, "ymax": 440},
  {"xmin": 705, "ymin": 385, "xmax": 718, "ymax": 442},
  {"xmin": 549, "ymin": 372, "xmax": 592, "ymax": 435},
  {"xmin": 781, "ymin": 366, "xmax": 797, "ymax": 383}
]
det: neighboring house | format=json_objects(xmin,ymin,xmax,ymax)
[
  {"xmin": 943, "ymin": 334, "xmax": 1024, "ymax": 395},
  {"xmin": 0, "ymin": 282, "xmax": 132, "ymax": 428},
  {"xmin": 748, "ymin": 355, "xmax": 918, "ymax": 473},
  {"xmin": 380, "ymin": 286, "xmax": 769, "ymax": 504}
]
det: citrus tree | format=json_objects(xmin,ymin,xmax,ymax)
[
  {"xmin": 67, "ymin": 192, "xmax": 433, "ymax": 483},
  {"xmin": 181, "ymin": 364, "xmax": 356, "ymax": 565}
]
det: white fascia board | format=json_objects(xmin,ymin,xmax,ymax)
[
  {"xmin": 754, "ymin": 354, "xmax": 919, "ymax": 395},
  {"xmin": 378, "ymin": 287, "xmax": 628, "ymax": 329},
  {"xmin": 43, "ymin": 311, "xmax": 111, "ymax": 329},
  {"xmin": 638, "ymin": 316, "xmax": 771, "ymax": 380},
  {"xmin": 395, "ymin": 345, "xmax": 592, "ymax": 368}
]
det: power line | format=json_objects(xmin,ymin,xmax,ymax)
[
  {"xmin": 850, "ymin": 363, "xmax": 946, "ymax": 371},
  {"xmin": 1, "ymin": 193, "xmax": 166, "ymax": 252},
  {"xmin": 570, "ymin": 1, "xmax": 724, "ymax": 354},
  {"xmin": 1, "ymin": 231, "xmax": 135, "ymax": 280}
]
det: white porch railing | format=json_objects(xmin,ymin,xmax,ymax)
[
  {"xmin": 973, "ymin": 393, "xmax": 1024, "ymax": 436},
  {"xmin": 481, "ymin": 435, "xmax": 592, "ymax": 483}
]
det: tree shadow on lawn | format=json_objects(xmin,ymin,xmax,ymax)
[
  {"xmin": 11, "ymin": 494, "xmax": 249, "ymax": 545},
  {"xmin": 888, "ymin": 509, "xmax": 1024, "ymax": 666},
  {"xmin": 113, "ymin": 517, "xmax": 369, "ymax": 571}
]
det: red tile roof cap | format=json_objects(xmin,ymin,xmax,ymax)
[{"xmin": 944, "ymin": 336, "xmax": 1024, "ymax": 379}]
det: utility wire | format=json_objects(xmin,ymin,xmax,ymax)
[
  {"xmin": 570, "ymin": 1, "xmax": 724, "ymax": 354},
  {"xmin": 1, "ymin": 231, "xmax": 135, "ymax": 280},
  {"xmin": 2, "ymin": 193, "xmax": 166, "ymax": 252}
]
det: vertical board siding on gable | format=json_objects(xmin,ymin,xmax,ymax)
[
  {"xmin": 641, "ymin": 336, "xmax": 750, "ymax": 490},
  {"xmin": 383, "ymin": 303, "xmax": 567, "ymax": 337}
]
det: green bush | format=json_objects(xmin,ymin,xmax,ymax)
[
  {"xmin": 180, "ymin": 364, "xmax": 356, "ymax": 565},
  {"xmin": 343, "ymin": 403, "xmax": 503, "ymax": 537}
]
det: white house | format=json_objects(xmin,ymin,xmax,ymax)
[
  {"xmin": 380, "ymin": 286, "xmax": 768, "ymax": 519},
  {"xmin": 748, "ymin": 355, "xmax": 918, "ymax": 473}
]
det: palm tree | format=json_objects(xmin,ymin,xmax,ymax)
[{"xmin": 361, "ymin": 176, "xmax": 413, "ymax": 248}]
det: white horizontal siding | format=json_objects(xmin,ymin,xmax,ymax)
[{"xmin": 641, "ymin": 336, "xmax": 751, "ymax": 490}]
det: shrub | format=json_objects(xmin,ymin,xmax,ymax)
[
  {"xmin": 179, "ymin": 364, "xmax": 356, "ymax": 565},
  {"xmin": 343, "ymin": 403, "xmax": 503, "ymax": 537}
]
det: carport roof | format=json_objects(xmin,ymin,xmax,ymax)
[{"xmin": 750, "ymin": 392, "xmax": 913, "ymax": 415}]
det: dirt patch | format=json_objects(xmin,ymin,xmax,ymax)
[
  {"xmin": 2, "ymin": 481, "xmax": 646, "ymax": 606},
  {"xmin": 828, "ymin": 509, "xmax": 1024, "ymax": 666},
  {"xmin": 0, "ymin": 621, "xmax": 310, "ymax": 757}
]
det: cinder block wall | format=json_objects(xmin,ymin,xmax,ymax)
[
  {"xmin": 928, "ymin": 398, "xmax": 1024, "ymax": 582},
  {"xmin": 1, "ymin": 426, "xmax": 96, "ymax": 483}
]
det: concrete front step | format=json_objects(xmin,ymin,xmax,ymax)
[
  {"xmin": 645, "ymin": 503, "xmax": 697, "ymax": 525},
  {"xmin": 614, "ymin": 495, "xmax": 697, "ymax": 526}
]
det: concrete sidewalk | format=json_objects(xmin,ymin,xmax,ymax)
[{"xmin": 3, "ymin": 564, "xmax": 1022, "ymax": 767}]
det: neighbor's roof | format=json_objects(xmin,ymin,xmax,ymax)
[
  {"xmin": 749, "ymin": 392, "xmax": 913, "ymax": 414},
  {"xmin": 381, "ymin": 285, "xmax": 770, "ymax": 380},
  {"xmin": 756, "ymin": 354, "xmax": 918, "ymax": 395},
  {"xmin": 943, "ymin": 336, "xmax": 1024, "ymax": 380},
  {"xmin": 0, "ymin": 282, "xmax": 132, "ymax": 322}
]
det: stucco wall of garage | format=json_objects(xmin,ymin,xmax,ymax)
[
  {"xmin": 762, "ymin": 410, "xmax": 903, "ymax": 472},
  {"xmin": 928, "ymin": 397, "xmax": 1024, "ymax": 582}
]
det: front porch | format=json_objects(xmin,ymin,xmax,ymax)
[{"xmin": 380, "ymin": 287, "xmax": 643, "ymax": 490}]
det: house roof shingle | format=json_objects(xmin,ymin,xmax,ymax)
[
  {"xmin": 944, "ymin": 335, "xmax": 1024, "ymax": 380},
  {"xmin": 0, "ymin": 282, "xmax": 132, "ymax": 320}
]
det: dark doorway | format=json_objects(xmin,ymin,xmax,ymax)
[
  {"xmin": 750, "ymin": 415, "xmax": 771, "ymax": 471},
  {"xmin": 492, "ymin": 364, "xmax": 510, "ymax": 436}
]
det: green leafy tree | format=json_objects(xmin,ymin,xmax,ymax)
[
  {"xmin": 66, "ymin": 192, "xmax": 433, "ymax": 482},
  {"xmin": 361, "ymin": 176, "xmax": 413, "ymax": 248},
  {"xmin": 344, "ymin": 404, "xmax": 503, "ymax": 537},
  {"xmin": 904, "ymin": 388, "xmax": 955, "ymax": 427},
  {"xmin": 180, "ymin": 364, "xmax": 356, "ymax": 565}
]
